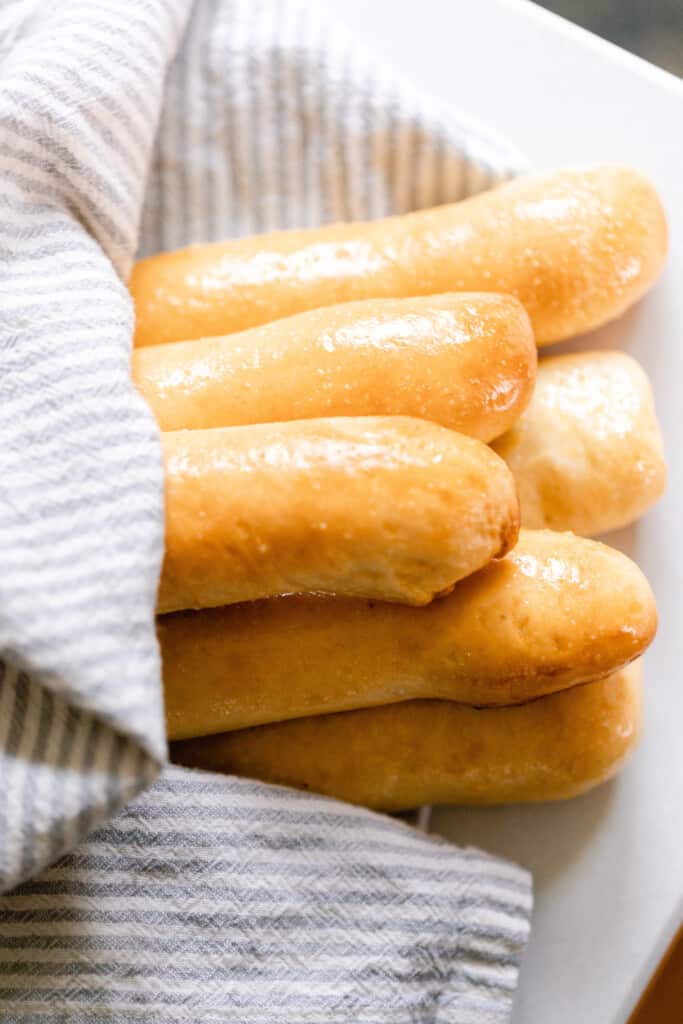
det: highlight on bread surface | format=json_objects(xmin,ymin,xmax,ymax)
[
  {"xmin": 493, "ymin": 350, "xmax": 666, "ymax": 535},
  {"xmin": 131, "ymin": 165, "xmax": 667, "ymax": 347},
  {"xmin": 160, "ymin": 529, "xmax": 656, "ymax": 740},
  {"xmin": 158, "ymin": 416, "xmax": 519, "ymax": 613},
  {"xmin": 171, "ymin": 662, "xmax": 643, "ymax": 810},
  {"xmin": 133, "ymin": 292, "xmax": 536, "ymax": 442}
]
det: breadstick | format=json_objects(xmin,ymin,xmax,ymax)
[
  {"xmin": 133, "ymin": 293, "xmax": 536, "ymax": 442},
  {"xmin": 158, "ymin": 417, "xmax": 519, "ymax": 613},
  {"xmin": 160, "ymin": 529, "xmax": 655, "ymax": 739},
  {"xmin": 171, "ymin": 663, "xmax": 642, "ymax": 810},
  {"xmin": 492, "ymin": 350, "xmax": 666, "ymax": 535},
  {"xmin": 131, "ymin": 165, "xmax": 667, "ymax": 347}
]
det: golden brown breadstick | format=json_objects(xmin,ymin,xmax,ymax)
[
  {"xmin": 133, "ymin": 293, "xmax": 536, "ymax": 442},
  {"xmin": 158, "ymin": 417, "xmax": 519, "ymax": 614},
  {"xmin": 492, "ymin": 350, "xmax": 666, "ymax": 535},
  {"xmin": 160, "ymin": 529, "xmax": 656, "ymax": 739},
  {"xmin": 131, "ymin": 166, "xmax": 666, "ymax": 347},
  {"xmin": 171, "ymin": 663, "xmax": 643, "ymax": 810}
]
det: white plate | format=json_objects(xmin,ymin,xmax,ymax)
[{"xmin": 325, "ymin": 2, "xmax": 683, "ymax": 1020}]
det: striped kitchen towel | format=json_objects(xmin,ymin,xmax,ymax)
[{"xmin": 0, "ymin": 1, "xmax": 532, "ymax": 1020}]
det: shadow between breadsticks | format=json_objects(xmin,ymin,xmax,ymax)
[
  {"xmin": 171, "ymin": 662, "xmax": 643, "ymax": 810},
  {"xmin": 493, "ymin": 349, "xmax": 666, "ymax": 536},
  {"xmin": 158, "ymin": 416, "xmax": 519, "ymax": 613},
  {"xmin": 160, "ymin": 530, "xmax": 656, "ymax": 740},
  {"xmin": 131, "ymin": 165, "xmax": 667, "ymax": 347},
  {"xmin": 133, "ymin": 293, "xmax": 536, "ymax": 443}
]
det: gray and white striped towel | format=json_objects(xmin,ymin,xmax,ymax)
[{"xmin": 0, "ymin": 1, "xmax": 532, "ymax": 1020}]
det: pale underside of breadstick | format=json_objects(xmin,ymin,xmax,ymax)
[
  {"xmin": 133, "ymin": 292, "xmax": 536, "ymax": 443},
  {"xmin": 158, "ymin": 416, "xmax": 519, "ymax": 614},
  {"xmin": 131, "ymin": 165, "xmax": 667, "ymax": 347},
  {"xmin": 171, "ymin": 663, "xmax": 643, "ymax": 810},
  {"xmin": 492, "ymin": 350, "xmax": 666, "ymax": 535},
  {"xmin": 160, "ymin": 529, "xmax": 656, "ymax": 740}
]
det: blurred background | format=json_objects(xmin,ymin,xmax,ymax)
[{"xmin": 537, "ymin": 0, "xmax": 682, "ymax": 76}]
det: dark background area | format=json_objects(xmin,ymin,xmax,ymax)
[{"xmin": 537, "ymin": 0, "xmax": 682, "ymax": 76}]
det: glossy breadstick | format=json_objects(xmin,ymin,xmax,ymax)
[
  {"xmin": 493, "ymin": 351, "xmax": 666, "ymax": 535},
  {"xmin": 158, "ymin": 416, "xmax": 518, "ymax": 614},
  {"xmin": 133, "ymin": 293, "xmax": 536, "ymax": 442},
  {"xmin": 131, "ymin": 165, "xmax": 667, "ymax": 347},
  {"xmin": 172, "ymin": 663, "xmax": 642, "ymax": 809},
  {"xmin": 160, "ymin": 530, "xmax": 656, "ymax": 739}
]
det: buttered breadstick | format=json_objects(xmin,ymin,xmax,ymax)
[
  {"xmin": 133, "ymin": 293, "xmax": 536, "ymax": 442},
  {"xmin": 160, "ymin": 530, "xmax": 656, "ymax": 739},
  {"xmin": 131, "ymin": 166, "xmax": 666, "ymax": 347},
  {"xmin": 158, "ymin": 417, "xmax": 518, "ymax": 614},
  {"xmin": 171, "ymin": 663, "xmax": 643, "ymax": 810},
  {"xmin": 493, "ymin": 351, "xmax": 666, "ymax": 535}
]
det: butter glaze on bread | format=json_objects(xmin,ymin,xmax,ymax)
[
  {"xmin": 158, "ymin": 417, "xmax": 519, "ymax": 613},
  {"xmin": 493, "ymin": 350, "xmax": 666, "ymax": 535},
  {"xmin": 131, "ymin": 166, "xmax": 667, "ymax": 347},
  {"xmin": 160, "ymin": 530, "xmax": 655, "ymax": 739},
  {"xmin": 133, "ymin": 293, "xmax": 536, "ymax": 442},
  {"xmin": 171, "ymin": 663, "xmax": 643, "ymax": 809}
]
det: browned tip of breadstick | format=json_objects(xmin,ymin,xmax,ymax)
[
  {"xmin": 481, "ymin": 164, "xmax": 668, "ymax": 345},
  {"xmin": 496, "ymin": 498, "xmax": 521, "ymax": 559},
  {"xmin": 171, "ymin": 662, "xmax": 643, "ymax": 810}
]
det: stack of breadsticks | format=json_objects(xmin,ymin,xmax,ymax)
[{"xmin": 130, "ymin": 165, "xmax": 667, "ymax": 811}]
